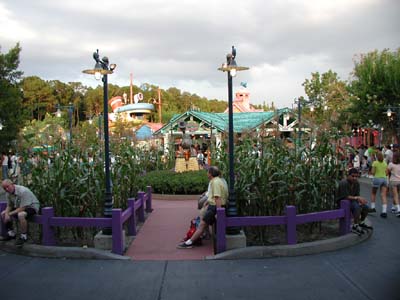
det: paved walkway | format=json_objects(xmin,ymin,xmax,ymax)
[{"xmin": 125, "ymin": 198, "xmax": 213, "ymax": 260}]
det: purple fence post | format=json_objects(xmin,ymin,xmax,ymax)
[
  {"xmin": 0, "ymin": 202, "xmax": 7, "ymax": 237},
  {"xmin": 286, "ymin": 205, "xmax": 297, "ymax": 245},
  {"xmin": 112, "ymin": 208, "xmax": 123, "ymax": 255},
  {"xmin": 41, "ymin": 207, "xmax": 56, "ymax": 246},
  {"xmin": 145, "ymin": 186, "xmax": 153, "ymax": 213},
  {"xmin": 216, "ymin": 208, "xmax": 226, "ymax": 254},
  {"xmin": 339, "ymin": 199, "xmax": 351, "ymax": 235},
  {"xmin": 127, "ymin": 198, "xmax": 136, "ymax": 236},
  {"xmin": 137, "ymin": 192, "xmax": 145, "ymax": 222}
]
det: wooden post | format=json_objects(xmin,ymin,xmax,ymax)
[
  {"xmin": 41, "ymin": 207, "xmax": 56, "ymax": 246},
  {"xmin": 127, "ymin": 198, "xmax": 136, "ymax": 236},
  {"xmin": 286, "ymin": 205, "xmax": 297, "ymax": 245},
  {"xmin": 112, "ymin": 208, "xmax": 123, "ymax": 255},
  {"xmin": 216, "ymin": 208, "xmax": 226, "ymax": 254}
]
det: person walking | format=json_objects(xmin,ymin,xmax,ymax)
[
  {"xmin": 177, "ymin": 166, "xmax": 228, "ymax": 249},
  {"xmin": 369, "ymin": 152, "xmax": 388, "ymax": 218},
  {"xmin": 0, "ymin": 179, "xmax": 40, "ymax": 246},
  {"xmin": 387, "ymin": 152, "xmax": 400, "ymax": 217}
]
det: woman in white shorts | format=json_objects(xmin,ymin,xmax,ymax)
[{"xmin": 387, "ymin": 152, "xmax": 400, "ymax": 217}]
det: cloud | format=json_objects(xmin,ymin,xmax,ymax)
[{"xmin": 0, "ymin": 0, "xmax": 399, "ymax": 108}]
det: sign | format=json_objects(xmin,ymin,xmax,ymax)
[{"xmin": 186, "ymin": 121, "xmax": 199, "ymax": 132}]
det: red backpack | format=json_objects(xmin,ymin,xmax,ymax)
[{"xmin": 183, "ymin": 217, "xmax": 202, "ymax": 245}]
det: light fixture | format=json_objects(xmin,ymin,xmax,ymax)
[
  {"xmin": 387, "ymin": 108, "xmax": 392, "ymax": 117},
  {"xmin": 0, "ymin": 120, "xmax": 3, "ymax": 130},
  {"xmin": 310, "ymin": 105, "xmax": 315, "ymax": 112},
  {"xmin": 56, "ymin": 108, "xmax": 62, "ymax": 118}
]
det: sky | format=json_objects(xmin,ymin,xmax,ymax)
[{"xmin": 0, "ymin": 0, "xmax": 399, "ymax": 108}]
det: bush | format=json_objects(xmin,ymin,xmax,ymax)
[{"xmin": 139, "ymin": 170, "xmax": 208, "ymax": 194}]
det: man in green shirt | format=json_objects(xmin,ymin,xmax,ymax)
[
  {"xmin": 0, "ymin": 179, "xmax": 40, "ymax": 246},
  {"xmin": 177, "ymin": 166, "xmax": 228, "ymax": 249}
]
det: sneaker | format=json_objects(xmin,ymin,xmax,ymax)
[
  {"xmin": 380, "ymin": 212, "xmax": 387, "ymax": 218},
  {"xmin": 351, "ymin": 225, "xmax": 364, "ymax": 235},
  {"xmin": 396, "ymin": 212, "xmax": 400, "ymax": 218},
  {"xmin": 15, "ymin": 237, "xmax": 27, "ymax": 246},
  {"xmin": 0, "ymin": 234, "xmax": 16, "ymax": 241},
  {"xmin": 368, "ymin": 208, "xmax": 376, "ymax": 213},
  {"xmin": 391, "ymin": 207, "xmax": 397, "ymax": 214},
  {"xmin": 177, "ymin": 242, "xmax": 193, "ymax": 249},
  {"xmin": 359, "ymin": 223, "xmax": 373, "ymax": 230}
]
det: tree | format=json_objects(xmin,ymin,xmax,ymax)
[
  {"xmin": 0, "ymin": 43, "xmax": 24, "ymax": 152},
  {"xmin": 349, "ymin": 49, "xmax": 400, "ymax": 139},
  {"xmin": 302, "ymin": 70, "xmax": 351, "ymax": 127}
]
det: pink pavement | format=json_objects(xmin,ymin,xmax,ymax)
[{"xmin": 125, "ymin": 198, "xmax": 214, "ymax": 260}]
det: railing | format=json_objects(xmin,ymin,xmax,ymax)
[
  {"xmin": 0, "ymin": 186, "xmax": 153, "ymax": 256},
  {"xmin": 215, "ymin": 199, "xmax": 351, "ymax": 254}
]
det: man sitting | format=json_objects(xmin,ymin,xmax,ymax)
[
  {"xmin": 336, "ymin": 168, "xmax": 373, "ymax": 234},
  {"xmin": 0, "ymin": 179, "xmax": 40, "ymax": 246}
]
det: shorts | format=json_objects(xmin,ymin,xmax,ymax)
[
  {"xmin": 202, "ymin": 205, "xmax": 217, "ymax": 225},
  {"xmin": 372, "ymin": 178, "xmax": 388, "ymax": 188},
  {"xmin": 390, "ymin": 181, "xmax": 400, "ymax": 188}
]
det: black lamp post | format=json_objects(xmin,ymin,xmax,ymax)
[
  {"xmin": 56, "ymin": 103, "xmax": 74, "ymax": 145},
  {"xmin": 218, "ymin": 46, "xmax": 249, "ymax": 234},
  {"xmin": 83, "ymin": 50, "xmax": 116, "ymax": 232},
  {"xmin": 386, "ymin": 107, "xmax": 400, "ymax": 143},
  {"xmin": 295, "ymin": 97, "xmax": 314, "ymax": 146}
]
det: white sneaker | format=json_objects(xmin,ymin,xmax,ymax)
[{"xmin": 391, "ymin": 207, "xmax": 397, "ymax": 214}]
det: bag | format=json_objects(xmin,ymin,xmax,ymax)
[
  {"xmin": 183, "ymin": 217, "xmax": 202, "ymax": 245},
  {"xmin": 198, "ymin": 193, "xmax": 208, "ymax": 210}
]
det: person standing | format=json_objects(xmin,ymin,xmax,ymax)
[
  {"xmin": 177, "ymin": 166, "xmax": 228, "ymax": 249},
  {"xmin": 1, "ymin": 152, "xmax": 8, "ymax": 180},
  {"xmin": 369, "ymin": 152, "xmax": 388, "ymax": 218},
  {"xmin": 336, "ymin": 168, "xmax": 372, "ymax": 234},
  {"xmin": 387, "ymin": 152, "xmax": 400, "ymax": 217},
  {"xmin": 0, "ymin": 179, "xmax": 40, "ymax": 246}
]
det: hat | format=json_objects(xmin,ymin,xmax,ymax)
[{"xmin": 348, "ymin": 168, "xmax": 359, "ymax": 175}]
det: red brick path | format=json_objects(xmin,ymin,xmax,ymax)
[{"xmin": 125, "ymin": 198, "xmax": 214, "ymax": 260}]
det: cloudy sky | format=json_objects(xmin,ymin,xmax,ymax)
[{"xmin": 0, "ymin": 0, "xmax": 399, "ymax": 108}]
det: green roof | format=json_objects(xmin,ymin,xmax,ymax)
[{"xmin": 155, "ymin": 108, "xmax": 291, "ymax": 134}]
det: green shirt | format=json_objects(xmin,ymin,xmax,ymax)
[
  {"xmin": 7, "ymin": 185, "xmax": 40, "ymax": 212},
  {"xmin": 372, "ymin": 160, "xmax": 387, "ymax": 178}
]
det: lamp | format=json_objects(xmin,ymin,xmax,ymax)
[
  {"xmin": 82, "ymin": 49, "xmax": 116, "ymax": 234},
  {"xmin": 218, "ymin": 46, "xmax": 249, "ymax": 234},
  {"xmin": 55, "ymin": 103, "xmax": 74, "ymax": 144}
]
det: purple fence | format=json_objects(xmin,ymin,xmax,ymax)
[
  {"xmin": 0, "ymin": 186, "xmax": 153, "ymax": 255},
  {"xmin": 216, "ymin": 199, "xmax": 351, "ymax": 254}
]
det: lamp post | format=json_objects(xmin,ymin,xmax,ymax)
[
  {"xmin": 386, "ymin": 107, "xmax": 400, "ymax": 143},
  {"xmin": 0, "ymin": 120, "xmax": 4, "ymax": 131},
  {"xmin": 83, "ymin": 50, "xmax": 116, "ymax": 232},
  {"xmin": 56, "ymin": 103, "xmax": 74, "ymax": 145},
  {"xmin": 218, "ymin": 46, "xmax": 249, "ymax": 233},
  {"xmin": 295, "ymin": 97, "xmax": 314, "ymax": 146}
]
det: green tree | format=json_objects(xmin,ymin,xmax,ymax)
[
  {"xmin": 349, "ymin": 49, "xmax": 400, "ymax": 139},
  {"xmin": 302, "ymin": 70, "xmax": 351, "ymax": 127},
  {"xmin": 0, "ymin": 43, "xmax": 24, "ymax": 151}
]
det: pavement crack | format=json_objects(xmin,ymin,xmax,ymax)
[
  {"xmin": 327, "ymin": 259, "xmax": 374, "ymax": 300},
  {"xmin": 157, "ymin": 261, "xmax": 168, "ymax": 300}
]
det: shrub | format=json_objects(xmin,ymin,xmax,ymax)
[{"xmin": 139, "ymin": 170, "xmax": 208, "ymax": 194}]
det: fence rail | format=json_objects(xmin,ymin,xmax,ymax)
[
  {"xmin": 0, "ymin": 186, "xmax": 153, "ymax": 255},
  {"xmin": 216, "ymin": 199, "xmax": 351, "ymax": 254}
]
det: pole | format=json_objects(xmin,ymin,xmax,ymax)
[
  {"xmin": 103, "ymin": 74, "xmax": 113, "ymax": 233},
  {"xmin": 226, "ymin": 70, "xmax": 239, "ymax": 234},
  {"xmin": 297, "ymin": 99, "xmax": 302, "ymax": 146},
  {"xmin": 68, "ymin": 106, "xmax": 73, "ymax": 145}
]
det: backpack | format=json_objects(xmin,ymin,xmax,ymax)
[{"xmin": 183, "ymin": 217, "xmax": 202, "ymax": 245}]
